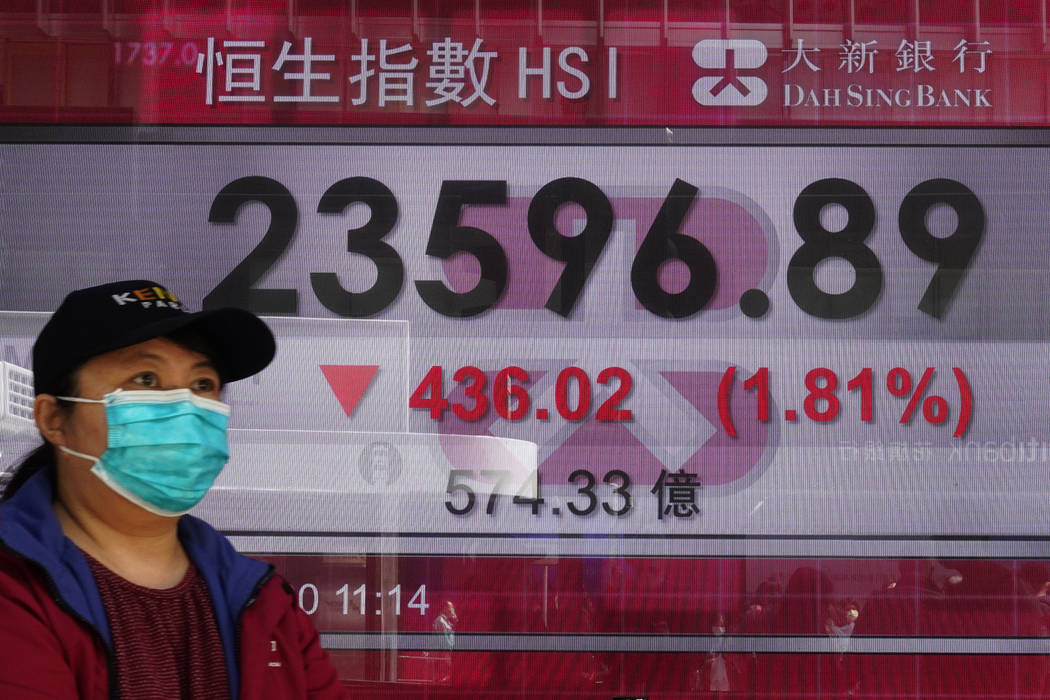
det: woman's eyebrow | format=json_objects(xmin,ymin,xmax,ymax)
[{"xmin": 124, "ymin": 351, "xmax": 217, "ymax": 371}]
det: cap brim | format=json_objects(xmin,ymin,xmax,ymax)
[{"xmin": 99, "ymin": 308, "xmax": 275, "ymax": 384}]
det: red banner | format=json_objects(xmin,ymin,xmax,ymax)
[{"xmin": 1, "ymin": 0, "xmax": 1046, "ymax": 126}]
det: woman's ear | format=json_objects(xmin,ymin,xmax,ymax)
[{"xmin": 34, "ymin": 395, "xmax": 68, "ymax": 446}]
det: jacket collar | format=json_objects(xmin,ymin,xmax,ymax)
[{"xmin": 0, "ymin": 470, "xmax": 110, "ymax": 643}]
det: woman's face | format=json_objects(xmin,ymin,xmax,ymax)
[
  {"xmin": 57, "ymin": 336, "xmax": 221, "ymax": 459},
  {"xmin": 37, "ymin": 336, "xmax": 221, "ymax": 519}
]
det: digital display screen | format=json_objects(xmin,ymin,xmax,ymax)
[{"xmin": 3, "ymin": 3, "xmax": 1050, "ymax": 698}]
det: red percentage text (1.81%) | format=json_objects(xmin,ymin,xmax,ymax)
[{"xmin": 718, "ymin": 366, "xmax": 972, "ymax": 438}]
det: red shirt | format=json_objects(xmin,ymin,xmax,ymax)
[{"xmin": 85, "ymin": 553, "xmax": 230, "ymax": 700}]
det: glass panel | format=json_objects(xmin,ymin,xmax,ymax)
[{"xmin": 2, "ymin": 3, "xmax": 1049, "ymax": 699}]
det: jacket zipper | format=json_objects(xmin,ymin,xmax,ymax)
[
  {"xmin": 0, "ymin": 542, "xmax": 120, "ymax": 700},
  {"xmin": 232, "ymin": 564, "xmax": 275, "ymax": 697}
]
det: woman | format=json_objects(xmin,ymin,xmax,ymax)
[{"xmin": 0, "ymin": 280, "xmax": 349, "ymax": 699}]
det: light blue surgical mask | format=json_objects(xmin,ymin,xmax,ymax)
[{"xmin": 56, "ymin": 388, "xmax": 230, "ymax": 517}]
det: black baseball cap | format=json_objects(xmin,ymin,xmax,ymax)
[{"xmin": 32, "ymin": 280, "xmax": 276, "ymax": 395}]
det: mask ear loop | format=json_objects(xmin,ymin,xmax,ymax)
[
  {"xmin": 58, "ymin": 445, "xmax": 101, "ymax": 464},
  {"xmin": 53, "ymin": 396, "xmax": 108, "ymax": 464},
  {"xmin": 55, "ymin": 395, "xmax": 106, "ymax": 404}
]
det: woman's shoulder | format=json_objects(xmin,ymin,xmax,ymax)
[
  {"xmin": 0, "ymin": 546, "xmax": 106, "ymax": 670},
  {"xmin": 0, "ymin": 546, "xmax": 42, "ymax": 590},
  {"xmin": 0, "ymin": 553, "xmax": 109, "ymax": 698}
]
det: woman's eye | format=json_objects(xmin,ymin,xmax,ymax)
[
  {"xmin": 193, "ymin": 378, "xmax": 218, "ymax": 393},
  {"xmin": 132, "ymin": 372, "xmax": 159, "ymax": 387}
]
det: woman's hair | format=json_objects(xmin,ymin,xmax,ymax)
[{"xmin": 1, "ymin": 328, "xmax": 220, "ymax": 502}]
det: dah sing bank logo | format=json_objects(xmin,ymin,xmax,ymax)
[{"xmin": 691, "ymin": 39, "xmax": 769, "ymax": 106}]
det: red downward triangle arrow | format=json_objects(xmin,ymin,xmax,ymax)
[{"xmin": 319, "ymin": 365, "xmax": 379, "ymax": 418}]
